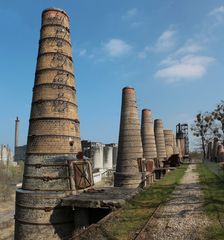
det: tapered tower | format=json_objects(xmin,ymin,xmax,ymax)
[
  {"xmin": 164, "ymin": 129, "xmax": 174, "ymax": 159},
  {"xmin": 14, "ymin": 8, "xmax": 81, "ymax": 239},
  {"xmin": 141, "ymin": 109, "xmax": 157, "ymax": 168},
  {"xmin": 154, "ymin": 119, "xmax": 167, "ymax": 166},
  {"xmin": 114, "ymin": 87, "xmax": 143, "ymax": 188},
  {"xmin": 173, "ymin": 133, "xmax": 179, "ymax": 155}
]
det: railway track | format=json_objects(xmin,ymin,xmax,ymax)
[{"xmin": 132, "ymin": 201, "xmax": 165, "ymax": 240}]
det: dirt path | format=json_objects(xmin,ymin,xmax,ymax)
[{"xmin": 136, "ymin": 164, "xmax": 210, "ymax": 240}]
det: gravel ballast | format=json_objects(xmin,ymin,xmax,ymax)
[{"xmin": 136, "ymin": 164, "xmax": 210, "ymax": 240}]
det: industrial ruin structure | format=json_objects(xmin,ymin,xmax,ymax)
[
  {"xmin": 81, "ymin": 140, "xmax": 118, "ymax": 170},
  {"xmin": 0, "ymin": 144, "xmax": 13, "ymax": 165},
  {"xmin": 176, "ymin": 123, "xmax": 189, "ymax": 159},
  {"xmin": 154, "ymin": 119, "xmax": 167, "ymax": 167},
  {"xmin": 81, "ymin": 140, "xmax": 118, "ymax": 184},
  {"xmin": 141, "ymin": 109, "xmax": 157, "ymax": 172},
  {"xmin": 12, "ymin": 7, "xmax": 191, "ymax": 240},
  {"xmin": 14, "ymin": 117, "xmax": 26, "ymax": 162},
  {"xmin": 14, "ymin": 8, "xmax": 84, "ymax": 239},
  {"xmin": 15, "ymin": 117, "xmax": 19, "ymax": 153},
  {"xmin": 114, "ymin": 87, "xmax": 143, "ymax": 188},
  {"xmin": 164, "ymin": 129, "xmax": 174, "ymax": 159},
  {"xmin": 206, "ymin": 138, "xmax": 224, "ymax": 162},
  {"xmin": 173, "ymin": 133, "xmax": 179, "ymax": 155}
]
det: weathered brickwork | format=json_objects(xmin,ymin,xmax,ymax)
[
  {"xmin": 15, "ymin": 8, "xmax": 80, "ymax": 239},
  {"xmin": 114, "ymin": 87, "xmax": 143, "ymax": 188},
  {"xmin": 164, "ymin": 129, "xmax": 174, "ymax": 159}
]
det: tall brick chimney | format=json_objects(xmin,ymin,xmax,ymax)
[
  {"xmin": 14, "ymin": 8, "xmax": 81, "ymax": 239},
  {"xmin": 164, "ymin": 129, "xmax": 174, "ymax": 159},
  {"xmin": 114, "ymin": 87, "xmax": 143, "ymax": 188},
  {"xmin": 141, "ymin": 109, "xmax": 157, "ymax": 169},
  {"xmin": 154, "ymin": 119, "xmax": 167, "ymax": 167}
]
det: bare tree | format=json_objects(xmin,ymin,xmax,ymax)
[
  {"xmin": 191, "ymin": 112, "xmax": 212, "ymax": 160},
  {"xmin": 211, "ymin": 100, "xmax": 224, "ymax": 140}
]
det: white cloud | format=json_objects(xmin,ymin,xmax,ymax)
[
  {"xmin": 155, "ymin": 29, "xmax": 176, "ymax": 51},
  {"xmin": 138, "ymin": 46, "xmax": 150, "ymax": 59},
  {"xmin": 181, "ymin": 55, "xmax": 214, "ymax": 65},
  {"xmin": 159, "ymin": 41, "xmax": 202, "ymax": 65},
  {"xmin": 122, "ymin": 8, "xmax": 138, "ymax": 20},
  {"xmin": 155, "ymin": 38, "xmax": 215, "ymax": 83},
  {"xmin": 209, "ymin": 6, "xmax": 224, "ymax": 16},
  {"xmin": 104, "ymin": 39, "xmax": 132, "ymax": 57},
  {"xmin": 175, "ymin": 43, "xmax": 202, "ymax": 55},
  {"xmin": 79, "ymin": 49, "xmax": 87, "ymax": 57},
  {"xmin": 156, "ymin": 63, "xmax": 205, "ymax": 81},
  {"xmin": 127, "ymin": 8, "xmax": 138, "ymax": 17},
  {"xmin": 155, "ymin": 54, "xmax": 215, "ymax": 82},
  {"xmin": 209, "ymin": 6, "xmax": 224, "ymax": 25},
  {"xmin": 131, "ymin": 21, "xmax": 143, "ymax": 28},
  {"xmin": 137, "ymin": 27, "xmax": 176, "ymax": 58},
  {"xmin": 159, "ymin": 56, "xmax": 177, "ymax": 66}
]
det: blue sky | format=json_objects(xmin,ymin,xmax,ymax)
[{"xmin": 1, "ymin": 0, "xmax": 224, "ymax": 151}]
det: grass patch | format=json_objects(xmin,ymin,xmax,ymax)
[
  {"xmin": 101, "ymin": 165, "xmax": 188, "ymax": 240},
  {"xmin": 197, "ymin": 163, "xmax": 224, "ymax": 240}
]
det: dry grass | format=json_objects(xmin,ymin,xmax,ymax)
[{"xmin": 197, "ymin": 163, "xmax": 224, "ymax": 240}]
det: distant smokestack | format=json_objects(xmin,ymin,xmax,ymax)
[
  {"xmin": 15, "ymin": 116, "xmax": 19, "ymax": 154},
  {"xmin": 114, "ymin": 87, "xmax": 143, "ymax": 188},
  {"xmin": 0, "ymin": 144, "xmax": 3, "ymax": 161},
  {"xmin": 154, "ymin": 119, "xmax": 167, "ymax": 166}
]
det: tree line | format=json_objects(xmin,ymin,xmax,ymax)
[{"xmin": 191, "ymin": 100, "xmax": 224, "ymax": 159}]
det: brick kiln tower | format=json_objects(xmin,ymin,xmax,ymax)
[
  {"xmin": 164, "ymin": 129, "xmax": 174, "ymax": 159},
  {"xmin": 173, "ymin": 133, "xmax": 179, "ymax": 155},
  {"xmin": 14, "ymin": 8, "xmax": 81, "ymax": 239},
  {"xmin": 114, "ymin": 87, "xmax": 143, "ymax": 188},
  {"xmin": 141, "ymin": 109, "xmax": 157, "ymax": 170},
  {"xmin": 154, "ymin": 119, "xmax": 167, "ymax": 167}
]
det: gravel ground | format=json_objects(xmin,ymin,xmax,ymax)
[{"xmin": 136, "ymin": 164, "xmax": 210, "ymax": 240}]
